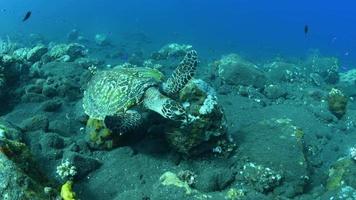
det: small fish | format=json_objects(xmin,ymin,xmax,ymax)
[
  {"xmin": 304, "ymin": 25, "xmax": 309, "ymax": 37},
  {"xmin": 22, "ymin": 11, "xmax": 32, "ymax": 22}
]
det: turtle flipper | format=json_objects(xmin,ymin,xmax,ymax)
[
  {"xmin": 104, "ymin": 110, "xmax": 143, "ymax": 134},
  {"xmin": 162, "ymin": 50, "xmax": 198, "ymax": 96},
  {"xmin": 143, "ymin": 87, "xmax": 186, "ymax": 122}
]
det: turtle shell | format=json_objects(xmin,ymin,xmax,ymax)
[{"xmin": 83, "ymin": 67, "xmax": 164, "ymax": 120}]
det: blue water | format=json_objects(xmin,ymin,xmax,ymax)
[{"xmin": 1, "ymin": 0, "xmax": 356, "ymax": 68}]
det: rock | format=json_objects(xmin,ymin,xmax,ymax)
[
  {"xmin": 94, "ymin": 34, "xmax": 111, "ymax": 46},
  {"xmin": 0, "ymin": 152, "xmax": 48, "ymax": 200},
  {"xmin": 305, "ymin": 54, "xmax": 339, "ymax": 84},
  {"xmin": 264, "ymin": 61, "xmax": 302, "ymax": 83},
  {"xmin": 75, "ymin": 57, "xmax": 103, "ymax": 69},
  {"xmin": 29, "ymin": 62, "xmax": 42, "ymax": 77},
  {"xmin": 67, "ymin": 29, "xmax": 80, "ymax": 41},
  {"xmin": 236, "ymin": 162, "xmax": 283, "ymax": 193},
  {"xmin": 195, "ymin": 168, "xmax": 235, "ymax": 192},
  {"xmin": 39, "ymin": 132, "xmax": 65, "ymax": 149},
  {"xmin": 49, "ymin": 120, "xmax": 72, "ymax": 137},
  {"xmin": 152, "ymin": 171, "xmax": 205, "ymax": 200},
  {"xmin": 63, "ymin": 152, "xmax": 101, "ymax": 180},
  {"xmin": 0, "ymin": 136, "xmax": 51, "ymax": 199},
  {"xmin": 153, "ymin": 43, "xmax": 192, "ymax": 60},
  {"xmin": 41, "ymin": 62, "xmax": 84, "ymax": 78},
  {"xmin": 325, "ymin": 157, "xmax": 356, "ymax": 191},
  {"xmin": 340, "ymin": 69, "xmax": 356, "ymax": 86},
  {"xmin": 21, "ymin": 93, "xmax": 47, "ymax": 103},
  {"xmin": 42, "ymin": 85, "xmax": 57, "ymax": 97},
  {"xmin": 73, "ymin": 100, "xmax": 88, "ymax": 124},
  {"xmin": 215, "ymin": 54, "xmax": 267, "ymax": 88},
  {"xmin": 236, "ymin": 118, "xmax": 309, "ymax": 197},
  {"xmin": 40, "ymin": 98, "xmax": 62, "ymax": 112},
  {"xmin": 0, "ymin": 119, "xmax": 22, "ymax": 141},
  {"xmin": 25, "ymin": 84, "xmax": 42, "ymax": 94},
  {"xmin": 47, "ymin": 43, "xmax": 87, "ymax": 62},
  {"xmin": 263, "ymin": 84, "xmax": 287, "ymax": 99},
  {"xmin": 321, "ymin": 186, "xmax": 356, "ymax": 200},
  {"xmin": 164, "ymin": 79, "xmax": 230, "ymax": 156},
  {"xmin": 20, "ymin": 114, "xmax": 49, "ymax": 132},
  {"xmin": 26, "ymin": 45, "xmax": 48, "ymax": 62},
  {"xmin": 327, "ymin": 88, "xmax": 348, "ymax": 119},
  {"xmin": 13, "ymin": 48, "xmax": 30, "ymax": 60}
]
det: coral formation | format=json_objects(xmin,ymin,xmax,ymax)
[
  {"xmin": 237, "ymin": 162, "xmax": 283, "ymax": 193},
  {"xmin": 326, "ymin": 157, "xmax": 356, "ymax": 191},
  {"xmin": 328, "ymin": 88, "xmax": 348, "ymax": 119},
  {"xmin": 164, "ymin": 79, "xmax": 230, "ymax": 156},
  {"xmin": 60, "ymin": 180, "xmax": 76, "ymax": 200},
  {"xmin": 56, "ymin": 159, "xmax": 77, "ymax": 180},
  {"xmin": 85, "ymin": 118, "xmax": 114, "ymax": 149}
]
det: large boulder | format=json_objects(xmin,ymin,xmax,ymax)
[
  {"xmin": 236, "ymin": 118, "xmax": 309, "ymax": 197},
  {"xmin": 26, "ymin": 45, "xmax": 48, "ymax": 62},
  {"xmin": 214, "ymin": 54, "xmax": 267, "ymax": 88}
]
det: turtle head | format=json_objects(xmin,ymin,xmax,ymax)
[
  {"xmin": 161, "ymin": 99, "xmax": 187, "ymax": 122},
  {"xmin": 143, "ymin": 87, "xmax": 187, "ymax": 122}
]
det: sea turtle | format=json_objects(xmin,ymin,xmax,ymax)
[{"xmin": 83, "ymin": 50, "xmax": 198, "ymax": 133}]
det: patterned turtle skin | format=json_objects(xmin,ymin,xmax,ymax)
[
  {"xmin": 83, "ymin": 67, "xmax": 164, "ymax": 120},
  {"xmin": 83, "ymin": 50, "xmax": 198, "ymax": 126}
]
